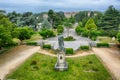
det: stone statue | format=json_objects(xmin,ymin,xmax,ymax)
[
  {"xmin": 58, "ymin": 35, "xmax": 65, "ymax": 52},
  {"xmin": 55, "ymin": 35, "xmax": 68, "ymax": 71}
]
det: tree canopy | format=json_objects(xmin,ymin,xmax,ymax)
[{"xmin": 85, "ymin": 18, "xmax": 97, "ymax": 31}]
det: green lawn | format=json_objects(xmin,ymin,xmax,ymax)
[
  {"xmin": 7, "ymin": 53, "xmax": 112, "ymax": 80},
  {"xmin": 97, "ymin": 36, "xmax": 118, "ymax": 43}
]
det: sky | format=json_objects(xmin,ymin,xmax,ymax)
[{"xmin": 0, "ymin": 0, "xmax": 120, "ymax": 13}]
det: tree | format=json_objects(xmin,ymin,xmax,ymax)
[
  {"xmin": 117, "ymin": 32, "xmax": 120, "ymax": 43},
  {"xmin": 48, "ymin": 10, "xmax": 65, "ymax": 28},
  {"xmin": 41, "ymin": 19, "xmax": 52, "ymax": 29},
  {"xmin": 48, "ymin": 9, "xmax": 55, "ymax": 28},
  {"xmin": 0, "ymin": 14, "xmax": 15, "ymax": 48},
  {"xmin": 85, "ymin": 18, "xmax": 97, "ymax": 31},
  {"xmin": 0, "ymin": 10, "xmax": 6, "ymax": 14},
  {"xmin": 90, "ymin": 30, "xmax": 101, "ymax": 40},
  {"xmin": 64, "ymin": 18, "xmax": 73, "ymax": 37},
  {"xmin": 101, "ymin": 5, "xmax": 120, "ymax": 30},
  {"xmin": 39, "ymin": 29, "xmax": 55, "ymax": 39},
  {"xmin": 12, "ymin": 27, "xmax": 34, "ymax": 41},
  {"xmin": 57, "ymin": 25, "xmax": 64, "ymax": 34},
  {"xmin": 69, "ymin": 15, "xmax": 76, "ymax": 24},
  {"xmin": 0, "ymin": 25, "xmax": 13, "ymax": 48},
  {"xmin": 78, "ymin": 22, "xmax": 83, "ymax": 27}
]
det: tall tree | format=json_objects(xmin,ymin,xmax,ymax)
[
  {"xmin": 85, "ymin": 18, "xmax": 97, "ymax": 31},
  {"xmin": 48, "ymin": 9, "xmax": 55, "ymax": 28},
  {"xmin": 101, "ymin": 5, "xmax": 120, "ymax": 30},
  {"xmin": 0, "ymin": 14, "xmax": 15, "ymax": 48},
  {"xmin": 117, "ymin": 32, "xmax": 120, "ymax": 43}
]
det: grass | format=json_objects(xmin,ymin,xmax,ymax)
[
  {"xmin": 24, "ymin": 33, "xmax": 42, "ymax": 42},
  {"xmin": 7, "ymin": 53, "xmax": 112, "ymax": 80},
  {"xmin": 97, "ymin": 36, "xmax": 118, "ymax": 43}
]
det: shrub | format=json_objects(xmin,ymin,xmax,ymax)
[
  {"xmin": 43, "ymin": 44, "xmax": 51, "ymax": 49},
  {"xmin": 82, "ymin": 30, "xmax": 89, "ymax": 37},
  {"xmin": 97, "ymin": 43, "xmax": 109, "ymax": 47},
  {"xmin": 4, "ymin": 42, "xmax": 18, "ymax": 48},
  {"xmin": 80, "ymin": 46, "xmax": 90, "ymax": 50},
  {"xmin": 39, "ymin": 29, "xmax": 55, "ymax": 39},
  {"xmin": 75, "ymin": 26, "xmax": 85, "ymax": 35},
  {"xmin": 65, "ymin": 48, "xmax": 74, "ymax": 54},
  {"xmin": 64, "ymin": 36, "xmax": 75, "ymax": 41},
  {"xmin": 26, "ymin": 42, "xmax": 37, "ymax": 46},
  {"xmin": 116, "ymin": 32, "xmax": 120, "ymax": 43}
]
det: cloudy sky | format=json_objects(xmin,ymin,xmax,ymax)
[{"xmin": 0, "ymin": 0, "xmax": 120, "ymax": 13}]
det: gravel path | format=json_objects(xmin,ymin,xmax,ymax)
[
  {"xmin": 0, "ymin": 45, "xmax": 40, "ymax": 80},
  {"xmin": 38, "ymin": 48, "xmax": 93, "ymax": 58},
  {"xmin": 93, "ymin": 48, "xmax": 120, "ymax": 80}
]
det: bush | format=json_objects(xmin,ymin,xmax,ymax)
[
  {"xmin": 97, "ymin": 43, "xmax": 109, "ymax": 47},
  {"xmin": 64, "ymin": 36, "xmax": 75, "ymax": 41},
  {"xmin": 39, "ymin": 29, "xmax": 55, "ymax": 39},
  {"xmin": 80, "ymin": 46, "xmax": 90, "ymax": 50},
  {"xmin": 116, "ymin": 32, "xmax": 120, "ymax": 43},
  {"xmin": 75, "ymin": 26, "xmax": 85, "ymax": 35},
  {"xmin": 65, "ymin": 48, "xmax": 74, "ymax": 54},
  {"xmin": 43, "ymin": 44, "xmax": 51, "ymax": 49},
  {"xmin": 26, "ymin": 42, "xmax": 37, "ymax": 46},
  {"xmin": 82, "ymin": 30, "xmax": 89, "ymax": 37}
]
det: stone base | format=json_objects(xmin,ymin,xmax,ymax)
[{"xmin": 55, "ymin": 62, "xmax": 68, "ymax": 71}]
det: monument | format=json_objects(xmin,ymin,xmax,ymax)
[{"xmin": 55, "ymin": 35, "xmax": 68, "ymax": 71}]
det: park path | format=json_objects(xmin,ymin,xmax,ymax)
[
  {"xmin": 38, "ymin": 48, "xmax": 93, "ymax": 58},
  {"xmin": 0, "ymin": 45, "xmax": 40, "ymax": 80},
  {"xmin": 93, "ymin": 48, "xmax": 120, "ymax": 80}
]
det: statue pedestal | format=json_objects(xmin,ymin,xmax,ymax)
[{"xmin": 55, "ymin": 52, "xmax": 68, "ymax": 71}]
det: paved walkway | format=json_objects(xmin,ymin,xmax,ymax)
[
  {"xmin": 38, "ymin": 48, "xmax": 93, "ymax": 58},
  {"xmin": 0, "ymin": 45, "xmax": 40, "ymax": 80},
  {"xmin": 93, "ymin": 48, "xmax": 120, "ymax": 80}
]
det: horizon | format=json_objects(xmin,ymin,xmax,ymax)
[{"xmin": 0, "ymin": 0, "xmax": 120, "ymax": 13}]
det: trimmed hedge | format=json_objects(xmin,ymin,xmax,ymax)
[
  {"xmin": 80, "ymin": 46, "xmax": 90, "ymax": 50},
  {"xmin": 64, "ymin": 36, "xmax": 75, "ymax": 41},
  {"xmin": 43, "ymin": 44, "xmax": 51, "ymax": 49},
  {"xmin": 26, "ymin": 42, "xmax": 37, "ymax": 46},
  {"xmin": 65, "ymin": 48, "xmax": 74, "ymax": 54},
  {"xmin": 97, "ymin": 43, "xmax": 109, "ymax": 47}
]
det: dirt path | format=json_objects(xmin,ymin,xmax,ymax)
[
  {"xmin": 93, "ymin": 48, "xmax": 120, "ymax": 80},
  {"xmin": 38, "ymin": 48, "xmax": 93, "ymax": 58},
  {"xmin": 0, "ymin": 45, "xmax": 40, "ymax": 80}
]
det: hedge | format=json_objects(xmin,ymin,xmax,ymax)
[
  {"xmin": 65, "ymin": 48, "xmax": 74, "ymax": 54},
  {"xmin": 26, "ymin": 42, "xmax": 37, "ymax": 46},
  {"xmin": 80, "ymin": 46, "xmax": 90, "ymax": 50},
  {"xmin": 43, "ymin": 44, "xmax": 51, "ymax": 49},
  {"xmin": 97, "ymin": 43, "xmax": 109, "ymax": 47},
  {"xmin": 64, "ymin": 36, "xmax": 75, "ymax": 41}
]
